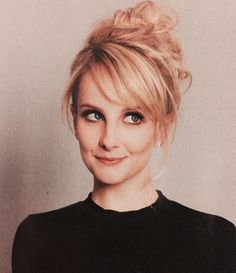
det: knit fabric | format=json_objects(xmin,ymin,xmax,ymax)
[{"xmin": 12, "ymin": 190, "xmax": 236, "ymax": 273}]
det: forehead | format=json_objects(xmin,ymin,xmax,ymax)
[{"xmin": 78, "ymin": 71, "xmax": 138, "ymax": 108}]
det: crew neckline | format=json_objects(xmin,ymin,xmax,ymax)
[{"xmin": 83, "ymin": 190, "xmax": 165, "ymax": 223}]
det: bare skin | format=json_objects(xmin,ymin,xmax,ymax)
[{"xmin": 74, "ymin": 72, "xmax": 159, "ymax": 212}]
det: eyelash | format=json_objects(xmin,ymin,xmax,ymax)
[
  {"xmin": 81, "ymin": 110, "xmax": 104, "ymax": 121},
  {"xmin": 81, "ymin": 110, "xmax": 144, "ymax": 124},
  {"xmin": 124, "ymin": 112, "xmax": 144, "ymax": 124}
]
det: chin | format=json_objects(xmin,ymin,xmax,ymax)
[
  {"xmin": 84, "ymin": 157, "xmax": 132, "ymax": 185},
  {"xmin": 91, "ymin": 164, "xmax": 146, "ymax": 186},
  {"xmin": 93, "ymin": 171, "xmax": 128, "ymax": 186}
]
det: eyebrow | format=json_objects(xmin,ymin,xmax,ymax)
[
  {"xmin": 79, "ymin": 103, "xmax": 142, "ymax": 112},
  {"xmin": 80, "ymin": 103, "xmax": 98, "ymax": 108}
]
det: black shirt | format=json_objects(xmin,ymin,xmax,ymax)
[{"xmin": 12, "ymin": 190, "xmax": 236, "ymax": 273}]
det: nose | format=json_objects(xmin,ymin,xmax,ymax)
[{"xmin": 98, "ymin": 123, "xmax": 119, "ymax": 150}]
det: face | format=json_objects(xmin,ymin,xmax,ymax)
[{"xmin": 74, "ymin": 72, "xmax": 158, "ymax": 186}]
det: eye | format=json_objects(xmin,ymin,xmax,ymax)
[
  {"xmin": 82, "ymin": 110, "xmax": 103, "ymax": 121},
  {"xmin": 123, "ymin": 112, "xmax": 144, "ymax": 124}
]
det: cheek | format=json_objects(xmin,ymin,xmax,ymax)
[
  {"xmin": 75, "ymin": 123, "xmax": 98, "ymax": 152},
  {"xmin": 124, "ymin": 127, "xmax": 156, "ymax": 154}
]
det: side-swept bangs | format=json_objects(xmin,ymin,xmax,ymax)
[{"xmin": 63, "ymin": 41, "xmax": 178, "ymax": 136}]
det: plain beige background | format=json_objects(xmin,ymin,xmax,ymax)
[{"xmin": 1, "ymin": 0, "xmax": 236, "ymax": 272}]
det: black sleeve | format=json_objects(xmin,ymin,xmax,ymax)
[
  {"xmin": 12, "ymin": 216, "xmax": 36, "ymax": 273},
  {"xmin": 213, "ymin": 218, "xmax": 236, "ymax": 273}
]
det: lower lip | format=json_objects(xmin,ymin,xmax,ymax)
[{"xmin": 96, "ymin": 157, "xmax": 125, "ymax": 166}]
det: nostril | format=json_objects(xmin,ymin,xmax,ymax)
[
  {"xmin": 98, "ymin": 139, "xmax": 119, "ymax": 150},
  {"xmin": 99, "ymin": 124, "xmax": 119, "ymax": 150},
  {"xmin": 98, "ymin": 129, "xmax": 119, "ymax": 150}
]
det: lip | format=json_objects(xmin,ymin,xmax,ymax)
[{"xmin": 95, "ymin": 156, "xmax": 126, "ymax": 166}]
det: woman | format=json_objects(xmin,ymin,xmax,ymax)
[{"xmin": 12, "ymin": 1, "xmax": 236, "ymax": 273}]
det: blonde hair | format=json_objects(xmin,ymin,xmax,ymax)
[{"xmin": 62, "ymin": 0, "xmax": 191, "ymax": 144}]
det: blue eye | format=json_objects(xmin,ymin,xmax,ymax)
[
  {"xmin": 82, "ymin": 110, "xmax": 103, "ymax": 121},
  {"xmin": 124, "ymin": 112, "xmax": 144, "ymax": 124}
]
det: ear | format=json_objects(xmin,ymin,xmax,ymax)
[
  {"xmin": 154, "ymin": 122, "xmax": 163, "ymax": 147},
  {"xmin": 163, "ymin": 114, "xmax": 175, "ymax": 144},
  {"xmin": 165, "ymin": 114, "xmax": 174, "ymax": 132},
  {"xmin": 155, "ymin": 115, "xmax": 175, "ymax": 146}
]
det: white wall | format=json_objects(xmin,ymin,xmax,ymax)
[{"xmin": 1, "ymin": 0, "xmax": 236, "ymax": 272}]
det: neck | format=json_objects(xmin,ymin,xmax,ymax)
[{"xmin": 92, "ymin": 167, "xmax": 158, "ymax": 212}]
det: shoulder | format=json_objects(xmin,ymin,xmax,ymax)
[
  {"xmin": 162, "ymin": 193, "xmax": 235, "ymax": 234},
  {"xmin": 12, "ymin": 200, "xmax": 89, "ymax": 272},
  {"xmin": 159, "ymin": 193, "xmax": 236, "ymax": 252},
  {"xmin": 14, "ymin": 199, "xmax": 88, "ymax": 243},
  {"xmin": 160, "ymin": 193, "xmax": 236, "ymax": 271}
]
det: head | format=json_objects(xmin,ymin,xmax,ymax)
[{"xmin": 62, "ymin": 1, "xmax": 191, "ymax": 184}]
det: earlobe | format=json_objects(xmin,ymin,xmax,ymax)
[
  {"xmin": 154, "ymin": 120, "xmax": 170, "ymax": 148},
  {"xmin": 154, "ymin": 122, "xmax": 163, "ymax": 149},
  {"xmin": 165, "ymin": 112, "xmax": 175, "ymax": 129},
  {"xmin": 155, "ymin": 140, "xmax": 161, "ymax": 149}
]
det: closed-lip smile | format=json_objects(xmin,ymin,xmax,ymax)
[{"xmin": 95, "ymin": 156, "xmax": 126, "ymax": 166}]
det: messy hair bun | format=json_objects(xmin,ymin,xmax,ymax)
[{"xmin": 63, "ymin": 0, "xmax": 191, "ymax": 144}]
